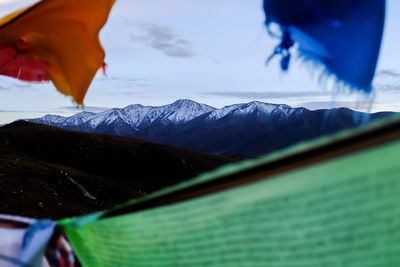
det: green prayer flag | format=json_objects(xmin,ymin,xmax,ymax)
[{"xmin": 59, "ymin": 116, "xmax": 400, "ymax": 266}]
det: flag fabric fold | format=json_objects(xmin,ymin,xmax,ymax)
[
  {"xmin": 59, "ymin": 116, "xmax": 400, "ymax": 267},
  {"xmin": 0, "ymin": 0, "xmax": 116, "ymax": 105}
]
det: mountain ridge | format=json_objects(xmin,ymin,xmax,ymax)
[{"xmin": 26, "ymin": 99, "xmax": 395, "ymax": 157}]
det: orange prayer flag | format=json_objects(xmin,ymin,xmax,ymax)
[{"xmin": 0, "ymin": 0, "xmax": 116, "ymax": 105}]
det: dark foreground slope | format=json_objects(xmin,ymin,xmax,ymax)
[{"xmin": 0, "ymin": 121, "xmax": 233, "ymax": 219}]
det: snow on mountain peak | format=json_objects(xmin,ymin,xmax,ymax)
[
  {"xmin": 88, "ymin": 108, "xmax": 130, "ymax": 127},
  {"xmin": 124, "ymin": 104, "xmax": 144, "ymax": 111},
  {"xmin": 241, "ymin": 101, "xmax": 276, "ymax": 113},
  {"xmin": 25, "ymin": 99, "xmax": 301, "ymax": 129},
  {"xmin": 205, "ymin": 104, "xmax": 242, "ymax": 120},
  {"xmin": 78, "ymin": 99, "xmax": 216, "ymax": 128},
  {"xmin": 161, "ymin": 99, "xmax": 215, "ymax": 123},
  {"xmin": 63, "ymin": 111, "xmax": 96, "ymax": 125},
  {"xmin": 204, "ymin": 101, "xmax": 297, "ymax": 120},
  {"xmin": 39, "ymin": 114, "xmax": 66, "ymax": 124},
  {"xmin": 238, "ymin": 101, "xmax": 300, "ymax": 116},
  {"xmin": 171, "ymin": 99, "xmax": 196, "ymax": 106}
]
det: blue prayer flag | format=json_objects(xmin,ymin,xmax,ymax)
[{"xmin": 264, "ymin": 0, "xmax": 386, "ymax": 93}]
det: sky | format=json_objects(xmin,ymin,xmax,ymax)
[{"xmin": 0, "ymin": 0, "xmax": 400, "ymax": 123}]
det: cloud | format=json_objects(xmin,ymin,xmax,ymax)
[
  {"xmin": 209, "ymin": 57, "xmax": 220, "ymax": 64},
  {"xmin": 376, "ymin": 69, "xmax": 400, "ymax": 78},
  {"xmin": 58, "ymin": 106, "xmax": 109, "ymax": 113},
  {"xmin": 130, "ymin": 23, "xmax": 195, "ymax": 58},
  {"xmin": 0, "ymin": 78, "xmax": 36, "ymax": 91},
  {"xmin": 0, "ymin": 109, "xmax": 48, "ymax": 113},
  {"xmin": 299, "ymin": 101, "xmax": 377, "ymax": 110},
  {"xmin": 0, "ymin": 0, "xmax": 19, "ymax": 3},
  {"xmin": 373, "ymin": 69, "xmax": 400, "ymax": 93},
  {"xmin": 374, "ymin": 83, "xmax": 400, "ymax": 92},
  {"xmin": 96, "ymin": 76, "xmax": 149, "ymax": 85},
  {"xmin": 204, "ymin": 91, "xmax": 330, "ymax": 99}
]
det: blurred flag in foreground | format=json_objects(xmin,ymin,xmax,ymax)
[
  {"xmin": 264, "ymin": 0, "xmax": 385, "ymax": 93},
  {"xmin": 0, "ymin": 0, "xmax": 115, "ymax": 105}
]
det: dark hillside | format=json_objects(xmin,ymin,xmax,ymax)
[{"xmin": 0, "ymin": 121, "xmax": 233, "ymax": 219}]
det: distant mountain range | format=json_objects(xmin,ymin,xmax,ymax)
[{"xmin": 27, "ymin": 99, "xmax": 395, "ymax": 157}]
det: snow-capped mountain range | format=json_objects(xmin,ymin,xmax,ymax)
[
  {"xmin": 30, "ymin": 99, "xmax": 301, "ymax": 130},
  {"xmin": 27, "ymin": 99, "xmax": 394, "ymax": 156},
  {"xmin": 34, "ymin": 99, "xmax": 214, "ymax": 129}
]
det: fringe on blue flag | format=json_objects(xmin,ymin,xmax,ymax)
[{"xmin": 264, "ymin": 0, "xmax": 386, "ymax": 93}]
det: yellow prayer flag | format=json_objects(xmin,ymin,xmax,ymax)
[{"xmin": 0, "ymin": 0, "xmax": 116, "ymax": 105}]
